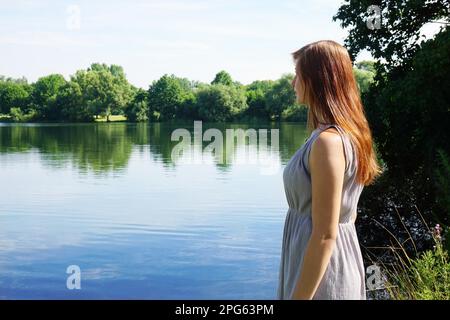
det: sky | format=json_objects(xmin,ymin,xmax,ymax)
[{"xmin": 0, "ymin": 0, "xmax": 373, "ymax": 88}]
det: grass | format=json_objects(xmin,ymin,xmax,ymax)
[{"xmin": 366, "ymin": 205, "xmax": 450, "ymax": 300}]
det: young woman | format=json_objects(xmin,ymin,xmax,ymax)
[{"xmin": 277, "ymin": 40, "xmax": 383, "ymax": 300}]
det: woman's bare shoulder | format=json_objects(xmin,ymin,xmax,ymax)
[
  {"xmin": 310, "ymin": 128, "xmax": 345, "ymax": 170},
  {"xmin": 313, "ymin": 128, "xmax": 342, "ymax": 153}
]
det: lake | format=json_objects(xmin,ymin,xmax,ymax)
[{"xmin": 0, "ymin": 121, "xmax": 312, "ymax": 299}]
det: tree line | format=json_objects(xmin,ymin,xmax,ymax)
[{"xmin": 0, "ymin": 63, "xmax": 375, "ymax": 123}]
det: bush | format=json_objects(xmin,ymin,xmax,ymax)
[
  {"xmin": 9, "ymin": 107, "xmax": 37, "ymax": 122},
  {"xmin": 373, "ymin": 209, "xmax": 450, "ymax": 300},
  {"xmin": 281, "ymin": 104, "xmax": 308, "ymax": 121},
  {"xmin": 385, "ymin": 240, "xmax": 450, "ymax": 300}
]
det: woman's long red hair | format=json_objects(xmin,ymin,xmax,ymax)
[{"xmin": 292, "ymin": 40, "xmax": 383, "ymax": 186}]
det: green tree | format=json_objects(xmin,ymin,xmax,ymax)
[
  {"xmin": 353, "ymin": 62, "xmax": 375, "ymax": 94},
  {"xmin": 0, "ymin": 75, "xmax": 28, "ymax": 84},
  {"xmin": 333, "ymin": 0, "xmax": 450, "ymax": 71},
  {"xmin": 71, "ymin": 64, "xmax": 134, "ymax": 121},
  {"xmin": 281, "ymin": 104, "xmax": 308, "ymax": 122},
  {"xmin": 333, "ymin": 1, "xmax": 450, "ymax": 251},
  {"xmin": 265, "ymin": 74, "xmax": 296, "ymax": 120},
  {"xmin": 57, "ymin": 81, "xmax": 93, "ymax": 122},
  {"xmin": 244, "ymin": 80, "xmax": 274, "ymax": 119},
  {"xmin": 356, "ymin": 60, "xmax": 376, "ymax": 73},
  {"xmin": 147, "ymin": 74, "xmax": 193, "ymax": 121},
  {"xmin": 125, "ymin": 88, "xmax": 149, "ymax": 122},
  {"xmin": 367, "ymin": 29, "xmax": 450, "ymax": 221},
  {"xmin": 0, "ymin": 79, "xmax": 31, "ymax": 114},
  {"xmin": 31, "ymin": 74, "xmax": 67, "ymax": 120},
  {"xmin": 196, "ymin": 84, "xmax": 247, "ymax": 121},
  {"xmin": 211, "ymin": 70, "xmax": 234, "ymax": 86}
]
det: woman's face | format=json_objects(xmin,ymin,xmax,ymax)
[{"xmin": 291, "ymin": 72, "xmax": 306, "ymax": 104}]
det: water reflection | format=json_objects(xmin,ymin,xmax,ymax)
[
  {"xmin": 0, "ymin": 121, "xmax": 310, "ymax": 299},
  {"xmin": 0, "ymin": 122, "xmax": 311, "ymax": 174}
]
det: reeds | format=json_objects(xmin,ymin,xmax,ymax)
[{"xmin": 364, "ymin": 205, "xmax": 450, "ymax": 300}]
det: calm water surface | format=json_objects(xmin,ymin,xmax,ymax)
[{"xmin": 0, "ymin": 121, "xmax": 311, "ymax": 299}]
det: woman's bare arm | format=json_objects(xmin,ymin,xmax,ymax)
[{"xmin": 291, "ymin": 129, "xmax": 346, "ymax": 299}]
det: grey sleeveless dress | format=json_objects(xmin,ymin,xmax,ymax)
[{"xmin": 277, "ymin": 123, "xmax": 366, "ymax": 300}]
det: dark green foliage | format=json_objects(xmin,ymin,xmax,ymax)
[
  {"xmin": 333, "ymin": 0, "xmax": 450, "ymax": 71},
  {"xmin": 32, "ymin": 74, "xmax": 67, "ymax": 120},
  {"xmin": 0, "ymin": 78, "xmax": 32, "ymax": 114},
  {"xmin": 265, "ymin": 74, "xmax": 297, "ymax": 120},
  {"xmin": 211, "ymin": 70, "xmax": 234, "ymax": 86},
  {"xmin": 147, "ymin": 74, "xmax": 195, "ymax": 121},
  {"xmin": 334, "ymin": 0, "xmax": 450, "ymax": 259},
  {"xmin": 125, "ymin": 89, "xmax": 149, "ymax": 122},
  {"xmin": 195, "ymin": 84, "xmax": 247, "ymax": 122}
]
